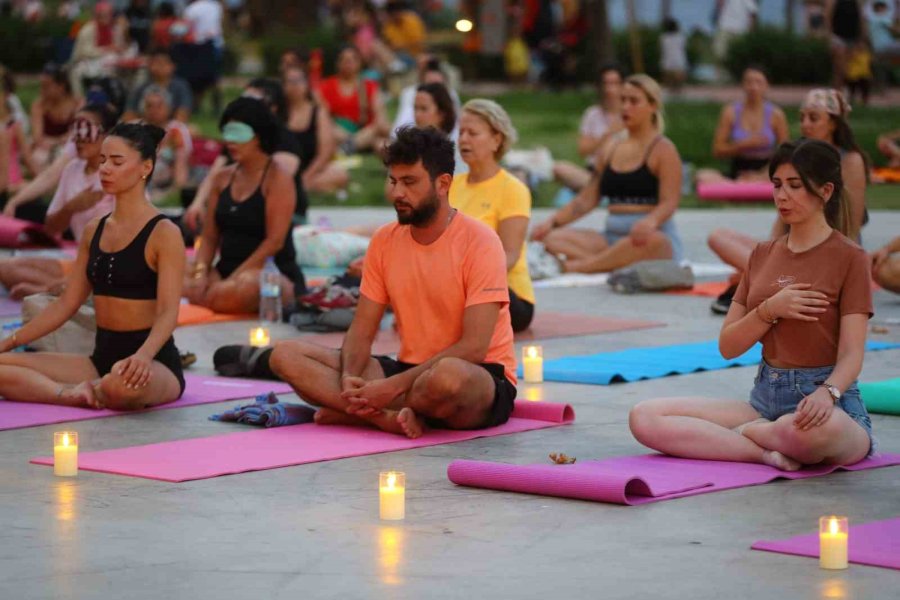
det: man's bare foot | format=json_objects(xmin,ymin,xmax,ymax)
[
  {"xmin": 397, "ymin": 407, "xmax": 424, "ymax": 439},
  {"xmin": 762, "ymin": 450, "xmax": 802, "ymax": 472},
  {"xmin": 314, "ymin": 406, "xmax": 371, "ymax": 428},
  {"xmin": 60, "ymin": 382, "xmax": 103, "ymax": 409}
]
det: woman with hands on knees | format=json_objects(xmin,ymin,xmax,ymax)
[
  {"xmin": 531, "ymin": 74, "xmax": 684, "ymax": 273},
  {"xmin": 0, "ymin": 122, "xmax": 186, "ymax": 410},
  {"xmin": 629, "ymin": 139, "xmax": 875, "ymax": 471}
]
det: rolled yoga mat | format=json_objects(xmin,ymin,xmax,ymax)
[
  {"xmin": 528, "ymin": 340, "xmax": 900, "ymax": 385},
  {"xmin": 447, "ymin": 453, "xmax": 900, "ymax": 506},
  {"xmin": 30, "ymin": 401, "xmax": 575, "ymax": 482},
  {"xmin": 859, "ymin": 378, "xmax": 900, "ymax": 416},
  {"xmin": 696, "ymin": 181, "xmax": 774, "ymax": 202},
  {"xmin": 752, "ymin": 516, "xmax": 900, "ymax": 571},
  {"xmin": 0, "ymin": 375, "xmax": 294, "ymax": 431},
  {"xmin": 0, "ymin": 216, "xmax": 61, "ymax": 248}
]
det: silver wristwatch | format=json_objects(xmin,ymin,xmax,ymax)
[{"xmin": 821, "ymin": 383, "xmax": 842, "ymax": 404}]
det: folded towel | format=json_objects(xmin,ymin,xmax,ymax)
[{"xmin": 209, "ymin": 392, "xmax": 316, "ymax": 428}]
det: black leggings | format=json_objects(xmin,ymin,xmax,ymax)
[
  {"xmin": 90, "ymin": 327, "xmax": 186, "ymax": 397},
  {"xmin": 509, "ymin": 289, "xmax": 534, "ymax": 333}
]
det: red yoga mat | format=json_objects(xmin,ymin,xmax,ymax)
[
  {"xmin": 446, "ymin": 453, "xmax": 900, "ymax": 505},
  {"xmin": 752, "ymin": 517, "xmax": 900, "ymax": 571},
  {"xmin": 305, "ymin": 312, "xmax": 665, "ymax": 355},
  {"xmin": 30, "ymin": 401, "xmax": 575, "ymax": 482},
  {"xmin": 0, "ymin": 375, "xmax": 293, "ymax": 431},
  {"xmin": 0, "ymin": 216, "xmax": 61, "ymax": 248}
]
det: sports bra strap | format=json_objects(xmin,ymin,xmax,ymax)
[{"xmin": 642, "ymin": 135, "xmax": 663, "ymax": 163}]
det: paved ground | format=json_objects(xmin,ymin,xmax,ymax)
[{"xmin": 0, "ymin": 208, "xmax": 898, "ymax": 600}]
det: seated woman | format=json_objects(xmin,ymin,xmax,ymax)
[
  {"xmin": 451, "ymin": 99, "xmax": 535, "ymax": 332},
  {"xmin": 0, "ymin": 104, "xmax": 117, "ymax": 299},
  {"xmin": 138, "ymin": 85, "xmax": 191, "ymax": 204},
  {"xmin": 695, "ymin": 65, "xmax": 789, "ymax": 184},
  {"xmin": 630, "ymin": 139, "xmax": 874, "ymax": 471},
  {"xmin": 876, "ymin": 128, "xmax": 900, "ymax": 168},
  {"xmin": 708, "ymin": 88, "xmax": 868, "ymax": 314},
  {"xmin": 552, "ymin": 64, "xmax": 625, "ymax": 192},
  {"xmin": 283, "ymin": 65, "xmax": 349, "ymax": 194},
  {"xmin": 872, "ymin": 235, "xmax": 900, "ymax": 293},
  {"xmin": 0, "ymin": 122, "xmax": 186, "ymax": 410},
  {"xmin": 531, "ymin": 74, "xmax": 684, "ymax": 273},
  {"xmin": 1, "ymin": 67, "xmax": 38, "ymax": 199},
  {"xmin": 185, "ymin": 97, "xmax": 304, "ymax": 314},
  {"xmin": 29, "ymin": 63, "xmax": 81, "ymax": 172}
]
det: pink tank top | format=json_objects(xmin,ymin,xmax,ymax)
[{"xmin": 5, "ymin": 120, "xmax": 23, "ymax": 187}]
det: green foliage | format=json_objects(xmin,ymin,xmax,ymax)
[
  {"xmin": 724, "ymin": 27, "xmax": 831, "ymax": 84},
  {"xmin": 0, "ymin": 17, "xmax": 74, "ymax": 72},
  {"xmin": 259, "ymin": 24, "xmax": 342, "ymax": 77},
  {"xmin": 613, "ymin": 27, "xmax": 662, "ymax": 78}
]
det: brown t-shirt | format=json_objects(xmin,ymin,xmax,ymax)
[{"xmin": 733, "ymin": 231, "xmax": 873, "ymax": 368}]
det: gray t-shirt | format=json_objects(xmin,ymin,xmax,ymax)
[{"xmin": 127, "ymin": 78, "xmax": 194, "ymax": 114}]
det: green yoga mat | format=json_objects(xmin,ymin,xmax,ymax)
[{"xmin": 860, "ymin": 378, "xmax": 900, "ymax": 415}]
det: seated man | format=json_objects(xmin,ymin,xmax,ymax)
[
  {"xmin": 270, "ymin": 126, "xmax": 517, "ymax": 438},
  {"xmin": 872, "ymin": 235, "xmax": 900, "ymax": 294},
  {"xmin": 123, "ymin": 48, "xmax": 193, "ymax": 123}
]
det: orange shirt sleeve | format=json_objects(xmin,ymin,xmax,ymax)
[
  {"xmin": 360, "ymin": 226, "xmax": 389, "ymax": 305},
  {"xmin": 464, "ymin": 227, "xmax": 510, "ymax": 308}
]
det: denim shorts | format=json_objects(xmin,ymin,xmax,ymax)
[
  {"xmin": 749, "ymin": 361, "xmax": 876, "ymax": 456},
  {"xmin": 605, "ymin": 212, "xmax": 685, "ymax": 263}
]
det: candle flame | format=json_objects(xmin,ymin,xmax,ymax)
[
  {"xmin": 527, "ymin": 346, "xmax": 538, "ymax": 359},
  {"xmin": 194, "ymin": 237, "xmax": 202, "ymax": 252},
  {"xmin": 386, "ymin": 472, "xmax": 396, "ymax": 489},
  {"xmin": 829, "ymin": 517, "xmax": 839, "ymax": 535},
  {"xmin": 62, "ymin": 433, "xmax": 70, "ymax": 447},
  {"xmin": 455, "ymin": 19, "xmax": 473, "ymax": 33}
]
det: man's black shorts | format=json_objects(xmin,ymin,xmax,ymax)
[{"xmin": 374, "ymin": 356, "xmax": 517, "ymax": 428}]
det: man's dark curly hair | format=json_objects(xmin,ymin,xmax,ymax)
[{"xmin": 383, "ymin": 126, "xmax": 455, "ymax": 181}]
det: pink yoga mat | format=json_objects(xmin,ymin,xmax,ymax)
[
  {"xmin": 306, "ymin": 312, "xmax": 664, "ymax": 354},
  {"xmin": 30, "ymin": 401, "xmax": 575, "ymax": 482},
  {"xmin": 0, "ymin": 216, "xmax": 61, "ymax": 248},
  {"xmin": 447, "ymin": 453, "xmax": 900, "ymax": 505},
  {"xmin": 752, "ymin": 517, "xmax": 900, "ymax": 570},
  {"xmin": 1, "ymin": 375, "xmax": 293, "ymax": 431},
  {"xmin": 697, "ymin": 181, "xmax": 774, "ymax": 202}
]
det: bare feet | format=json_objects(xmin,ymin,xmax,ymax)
[
  {"xmin": 762, "ymin": 450, "xmax": 802, "ymax": 472},
  {"xmin": 397, "ymin": 407, "xmax": 424, "ymax": 439},
  {"xmin": 314, "ymin": 406, "xmax": 369, "ymax": 427},
  {"xmin": 60, "ymin": 381, "xmax": 103, "ymax": 409}
]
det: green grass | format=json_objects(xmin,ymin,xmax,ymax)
[{"xmin": 16, "ymin": 83, "xmax": 900, "ymax": 209}]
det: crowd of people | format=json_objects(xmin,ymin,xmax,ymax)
[{"xmin": 0, "ymin": 3, "xmax": 897, "ymax": 474}]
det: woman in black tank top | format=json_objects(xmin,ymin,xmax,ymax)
[
  {"xmin": 283, "ymin": 65, "xmax": 349, "ymax": 194},
  {"xmin": 186, "ymin": 97, "xmax": 304, "ymax": 314},
  {"xmin": 532, "ymin": 74, "xmax": 684, "ymax": 273},
  {"xmin": 0, "ymin": 123, "xmax": 187, "ymax": 410}
]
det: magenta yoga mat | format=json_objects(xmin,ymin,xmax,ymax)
[
  {"xmin": 30, "ymin": 401, "xmax": 575, "ymax": 482},
  {"xmin": 446, "ymin": 453, "xmax": 900, "ymax": 506},
  {"xmin": 1, "ymin": 375, "xmax": 293, "ymax": 431},
  {"xmin": 752, "ymin": 517, "xmax": 900, "ymax": 570}
]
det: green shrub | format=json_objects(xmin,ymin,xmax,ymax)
[
  {"xmin": 259, "ymin": 24, "xmax": 342, "ymax": 76},
  {"xmin": 724, "ymin": 27, "xmax": 831, "ymax": 84},
  {"xmin": 0, "ymin": 17, "xmax": 74, "ymax": 72},
  {"xmin": 613, "ymin": 27, "xmax": 662, "ymax": 79}
]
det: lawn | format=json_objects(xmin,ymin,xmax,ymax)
[{"xmin": 15, "ymin": 83, "xmax": 900, "ymax": 210}]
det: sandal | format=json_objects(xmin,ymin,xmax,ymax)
[{"xmin": 213, "ymin": 344, "xmax": 275, "ymax": 378}]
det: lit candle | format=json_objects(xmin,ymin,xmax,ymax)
[
  {"xmin": 819, "ymin": 515, "xmax": 849, "ymax": 570},
  {"xmin": 53, "ymin": 431, "xmax": 78, "ymax": 477},
  {"xmin": 455, "ymin": 19, "xmax": 473, "ymax": 33},
  {"xmin": 379, "ymin": 471, "xmax": 405, "ymax": 521},
  {"xmin": 249, "ymin": 326, "xmax": 270, "ymax": 347},
  {"xmin": 522, "ymin": 345, "xmax": 543, "ymax": 383},
  {"xmin": 193, "ymin": 237, "xmax": 202, "ymax": 253}
]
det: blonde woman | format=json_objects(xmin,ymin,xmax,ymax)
[
  {"xmin": 532, "ymin": 74, "xmax": 684, "ymax": 273},
  {"xmin": 451, "ymin": 98, "xmax": 534, "ymax": 331}
]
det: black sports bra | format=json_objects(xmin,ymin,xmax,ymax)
[
  {"xmin": 87, "ymin": 214, "xmax": 166, "ymax": 300},
  {"xmin": 600, "ymin": 136, "xmax": 662, "ymax": 207}
]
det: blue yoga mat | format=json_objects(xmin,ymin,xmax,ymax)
[{"xmin": 522, "ymin": 340, "xmax": 900, "ymax": 385}]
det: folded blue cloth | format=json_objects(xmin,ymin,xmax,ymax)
[{"xmin": 209, "ymin": 392, "xmax": 316, "ymax": 427}]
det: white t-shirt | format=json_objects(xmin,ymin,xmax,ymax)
[
  {"xmin": 660, "ymin": 32, "xmax": 688, "ymax": 72},
  {"xmin": 579, "ymin": 105, "xmax": 614, "ymax": 162},
  {"xmin": 185, "ymin": 0, "xmax": 223, "ymax": 44},
  {"xmin": 719, "ymin": 0, "xmax": 758, "ymax": 34},
  {"xmin": 47, "ymin": 158, "xmax": 116, "ymax": 242}
]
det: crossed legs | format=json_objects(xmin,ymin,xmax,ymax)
[
  {"xmin": 543, "ymin": 227, "xmax": 673, "ymax": 273},
  {"xmin": 269, "ymin": 340, "xmax": 497, "ymax": 438}
]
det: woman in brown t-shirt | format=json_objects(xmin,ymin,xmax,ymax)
[{"xmin": 630, "ymin": 139, "xmax": 874, "ymax": 471}]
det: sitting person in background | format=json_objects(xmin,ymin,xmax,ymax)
[
  {"xmin": 382, "ymin": 0, "xmax": 427, "ymax": 66},
  {"xmin": 630, "ymin": 139, "xmax": 875, "ymax": 471},
  {"xmin": 318, "ymin": 46, "xmax": 390, "ymax": 154},
  {"xmin": 392, "ymin": 56, "xmax": 461, "ymax": 136},
  {"xmin": 30, "ymin": 63, "xmax": 81, "ymax": 172},
  {"xmin": 872, "ymin": 235, "xmax": 900, "ymax": 294},
  {"xmin": 696, "ymin": 65, "xmax": 789, "ymax": 184},
  {"xmin": 1, "ymin": 68, "xmax": 37, "ymax": 199},
  {"xmin": 452, "ymin": 99, "xmax": 534, "ymax": 332},
  {"xmin": 137, "ymin": 86, "xmax": 191, "ymax": 204},
  {"xmin": 876, "ymin": 128, "xmax": 900, "ymax": 167},
  {"xmin": 532, "ymin": 74, "xmax": 684, "ymax": 274},
  {"xmin": 185, "ymin": 98, "xmax": 304, "ymax": 314},
  {"xmin": 123, "ymin": 48, "xmax": 193, "ymax": 123},
  {"xmin": 552, "ymin": 64, "xmax": 624, "ymax": 192},
  {"xmin": 269, "ymin": 126, "xmax": 516, "ymax": 439},
  {"xmin": 68, "ymin": 1, "xmax": 128, "ymax": 97},
  {"xmin": 0, "ymin": 104, "xmax": 117, "ymax": 299},
  {"xmin": 283, "ymin": 65, "xmax": 349, "ymax": 194}
]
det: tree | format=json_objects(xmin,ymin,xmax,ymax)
[
  {"xmin": 247, "ymin": 0, "xmax": 319, "ymax": 34},
  {"xmin": 587, "ymin": 0, "xmax": 613, "ymax": 83}
]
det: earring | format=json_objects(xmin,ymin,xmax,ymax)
[{"xmin": 141, "ymin": 175, "xmax": 148, "ymax": 181}]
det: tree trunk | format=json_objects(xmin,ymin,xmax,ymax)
[
  {"xmin": 661, "ymin": 0, "xmax": 672, "ymax": 24},
  {"xmin": 625, "ymin": 0, "xmax": 644, "ymax": 74},
  {"xmin": 785, "ymin": 0, "xmax": 796, "ymax": 34},
  {"xmin": 587, "ymin": 0, "xmax": 613, "ymax": 83},
  {"xmin": 248, "ymin": 0, "xmax": 318, "ymax": 34}
]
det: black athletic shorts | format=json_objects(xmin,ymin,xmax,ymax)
[{"xmin": 374, "ymin": 356, "xmax": 517, "ymax": 428}]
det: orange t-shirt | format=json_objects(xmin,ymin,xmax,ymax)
[
  {"xmin": 733, "ymin": 231, "xmax": 873, "ymax": 368},
  {"xmin": 361, "ymin": 213, "xmax": 516, "ymax": 384}
]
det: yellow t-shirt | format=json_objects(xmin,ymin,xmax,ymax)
[
  {"xmin": 450, "ymin": 169, "xmax": 535, "ymax": 304},
  {"xmin": 382, "ymin": 12, "xmax": 426, "ymax": 56}
]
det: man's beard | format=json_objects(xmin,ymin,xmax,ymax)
[{"xmin": 395, "ymin": 192, "xmax": 439, "ymax": 226}]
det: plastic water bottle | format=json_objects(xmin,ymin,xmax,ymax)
[{"xmin": 259, "ymin": 258, "xmax": 282, "ymax": 324}]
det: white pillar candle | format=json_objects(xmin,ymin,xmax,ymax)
[
  {"xmin": 522, "ymin": 346, "xmax": 543, "ymax": 383},
  {"xmin": 249, "ymin": 326, "xmax": 271, "ymax": 347},
  {"xmin": 53, "ymin": 431, "xmax": 78, "ymax": 477},
  {"xmin": 379, "ymin": 471, "xmax": 405, "ymax": 521},
  {"xmin": 819, "ymin": 516, "xmax": 849, "ymax": 570}
]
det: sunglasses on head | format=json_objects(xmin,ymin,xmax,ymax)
[{"xmin": 72, "ymin": 118, "xmax": 103, "ymax": 143}]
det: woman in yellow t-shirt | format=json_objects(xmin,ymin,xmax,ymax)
[{"xmin": 451, "ymin": 99, "xmax": 535, "ymax": 332}]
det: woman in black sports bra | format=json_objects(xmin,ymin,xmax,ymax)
[
  {"xmin": 532, "ymin": 74, "xmax": 684, "ymax": 273},
  {"xmin": 185, "ymin": 97, "xmax": 303, "ymax": 314},
  {"xmin": 0, "ymin": 123, "xmax": 187, "ymax": 410}
]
